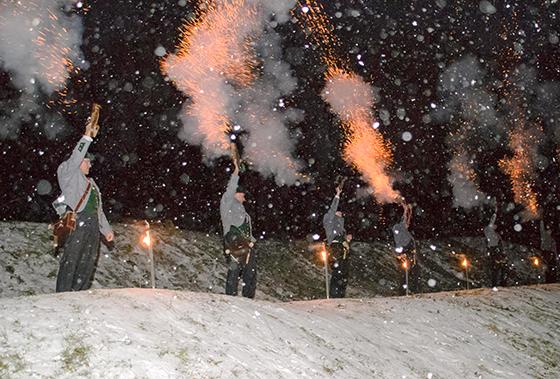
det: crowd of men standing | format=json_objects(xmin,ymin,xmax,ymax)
[{"xmin": 50, "ymin": 107, "xmax": 559, "ymax": 298}]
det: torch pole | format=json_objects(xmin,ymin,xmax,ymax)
[
  {"xmin": 148, "ymin": 244, "xmax": 155, "ymax": 289},
  {"xmin": 405, "ymin": 262, "xmax": 409, "ymax": 297},
  {"xmin": 142, "ymin": 221, "xmax": 156, "ymax": 289},
  {"xmin": 323, "ymin": 250, "xmax": 330, "ymax": 299},
  {"xmin": 465, "ymin": 265, "xmax": 469, "ymax": 290}
]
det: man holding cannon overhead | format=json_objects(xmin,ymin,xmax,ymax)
[
  {"xmin": 392, "ymin": 200, "xmax": 418, "ymax": 295},
  {"xmin": 54, "ymin": 104, "xmax": 113, "ymax": 292},
  {"xmin": 323, "ymin": 179, "xmax": 352, "ymax": 298},
  {"xmin": 484, "ymin": 203, "xmax": 506, "ymax": 287},
  {"xmin": 220, "ymin": 143, "xmax": 257, "ymax": 298},
  {"xmin": 540, "ymin": 220, "xmax": 558, "ymax": 283}
]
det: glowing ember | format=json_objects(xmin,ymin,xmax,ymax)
[
  {"xmin": 462, "ymin": 258, "xmax": 469, "ymax": 268},
  {"xmin": 499, "ymin": 125, "xmax": 543, "ymax": 220},
  {"xmin": 293, "ymin": 0, "xmax": 345, "ymax": 71},
  {"xmin": 142, "ymin": 230, "xmax": 151, "ymax": 248}
]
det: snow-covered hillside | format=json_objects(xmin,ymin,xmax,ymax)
[
  {"xmin": 0, "ymin": 221, "xmax": 548, "ymax": 300},
  {"xmin": 0, "ymin": 285, "xmax": 559, "ymax": 378},
  {"xmin": 1, "ymin": 222, "xmax": 558, "ymax": 377}
]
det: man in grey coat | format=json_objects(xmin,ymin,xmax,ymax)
[
  {"xmin": 220, "ymin": 154, "xmax": 257, "ymax": 298},
  {"xmin": 55, "ymin": 117, "xmax": 113, "ymax": 292},
  {"xmin": 323, "ymin": 183, "xmax": 352, "ymax": 298},
  {"xmin": 540, "ymin": 220, "xmax": 558, "ymax": 283},
  {"xmin": 392, "ymin": 201, "xmax": 418, "ymax": 294},
  {"xmin": 484, "ymin": 205, "xmax": 506, "ymax": 287}
]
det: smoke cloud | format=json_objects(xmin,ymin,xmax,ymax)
[
  {"xmin": 0, "ymin": 0, "xmax": 84, "ymax": 139},
  {"xmin": 436, "ymin": 54, "xmax": 558, "ymax": 215},
  {"xmin": 448, "ymin": 149, "xmax": 486, "ymax": 209},
  {"xmin": 434, "ymin": 56, "xmax": 499, "ymax": 209},
  {"xmin": 162, "ymin": 0, "xmax": 303, "ymax": 185}
]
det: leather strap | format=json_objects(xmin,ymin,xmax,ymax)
[{"xmin": 74, "ymin": 181, "xmax": 92, "ymax": 212}]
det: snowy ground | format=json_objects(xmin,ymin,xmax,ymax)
[
  {"xmin": 0, "ymin": 285, "xmax": 558, "ymax": 378},
  {"xmin": 0, "ymin": 221, "xmax": 558, "ymax": 378}
]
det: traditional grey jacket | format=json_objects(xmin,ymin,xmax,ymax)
[
  {"xmin": 323, "ymin": 195, "xmax": 346, "ymax": 245},
  {"xmin": 392, "ymin": 221, "xmax": 413, "ymax": 250},
  {"xmin": 540, "ymin": 221, "xmax": 557, "ymax": 253},
  {"xmin": 55, "ymin": 136, "xmax": 112, "ymax": 238},
  {"xmin": 220, "ymin": 172, "xmax": 253, "ymax": 237}
]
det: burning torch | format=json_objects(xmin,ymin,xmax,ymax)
[
  {"xmin": 321, "ymin": 248, "xmax": 330, "ymax": 299},
  {"xmin": 462, "ymin": 256, "xmax": 470, "ymax": 290},
  {"xmin": 402, "ymin": 257, "xmax": 409, "ymax": 296},
  {"xmin": 141, "ymin": 221, "xmax": 156, "ymax": 289}
]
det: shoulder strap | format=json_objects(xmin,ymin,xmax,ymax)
[{"xmin": 74, "ymin": 180, "xmax": 92, "ymax": 212}]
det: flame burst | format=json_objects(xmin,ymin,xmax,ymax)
[
  {"xmin": 323, "ymin": 69, "xmax": 399, "ymax": 203},
  {"xmin": 142, "ymin": 230, "xmax": 152, "ymax": 248},
  {"xmin": 296, "ymin": 2, "xmax": 399, "ymax": 202},
  {"xmin": 0, "ymin": 1, "xmax": 85, "ymax": 114},
  {"xmin": 499, "ymin": 125, "xmax": 542, "ymax": 220},
  {"xmin": 161, "ymin": 0, "xmax": 260, "ymax": 159}
]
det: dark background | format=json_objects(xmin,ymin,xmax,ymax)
[{"xmin": 1, "ymin": 0, "xmax": 559, "ymax": 247}]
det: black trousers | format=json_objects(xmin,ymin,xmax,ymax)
[
  {"xmin": 56, "ymin": 214, "xmax": 100, "ymax": 292},
  {"xmin": 328, "ymin": 242, "xmax": 350, "ymax": 298},
  {"xmin": 542, "ymin": 250, "xmax": 558, "ymax": 284},
  {"xmin": 488, "ymin": 246, "xmax": 507, "ymax": 287},
  {"xmin": 225, "ymin": 249, "xmax": 257, "ymax": 298}
]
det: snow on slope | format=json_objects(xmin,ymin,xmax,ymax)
[
  {"xmin": 0, "ymin": 285, "xmax": 559, "ymax": 378},
  {"xmin": 0, "ymin": 222, "xmax": 547, "ymax": 301}
]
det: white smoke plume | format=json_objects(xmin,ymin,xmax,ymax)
[
  {"xmin": 237, "ymin": 31, "xmax": 304, "ymax": 186},
  {"xmin": 448, "ymin": 150, "xmax": 486, "ymax": 209},
  {"xmin": 163, "ymin": 0, "xmax": 303, "ymax": 185},
  {"xmin": 0, "ymin": 0, "xmax": 84, "ymax": 139},
  {"xmin": 434, "ymin": 56, "xmax": 498, "ymax": 209}
]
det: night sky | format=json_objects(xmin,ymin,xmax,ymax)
[{"xmin": 1, "ymin": 0, "xmax": 559, "ymax": 247}]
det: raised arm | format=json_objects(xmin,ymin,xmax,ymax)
[
  {"xmin": 57, "ymin": 106, "xmax": 100, "ymax": 175},
  {"xmin": 404, "ymin": 204, "xmax": 412, "ymax": 228},
  {"xmin": 489, "ymin": 211, "xmax": 497, "ymax": 226},
  {"xmin": 540, "ymin": 220, "xmax": 547, "ymax": 241},
  {"xmin": 57, "ymin": 135, "xmax": 92, "ymax": 175},
  {"xmin": 323, "ymin": 189, "xmax": 341, "ymax": 227},
  {"xmin": 220, "ymin": 156, "xmax": 240, "ymax": 207}
]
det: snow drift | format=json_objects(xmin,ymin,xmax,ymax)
[{"xmin": 0, "ymin": 285, "xmax": 558, "ymax": 378}]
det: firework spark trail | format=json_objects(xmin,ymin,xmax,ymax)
[
  {"xmin": 294, "ymin": 1, "xmax": 343, "ymax": 71},
  {"xmin": 496, "ymin": 7, "xmax": 543, "ymax": 221},
  {"xmin": 296, "ymin": 2, "xmax": 399, "ymax": 203},
  {"xmin": 162, "ymin": 0, "xmax": 304, "ymax": 184},
  {"xmin": 499, "ymin": 124, "xmax": 543, "ymax": 221},
  {"xmin": 0, "ymin": 1, "xmax": 83, "ymax": 93},
  {"xmin": 0, "ymin": 0, "xmax": 84, "ymax": 139}
]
